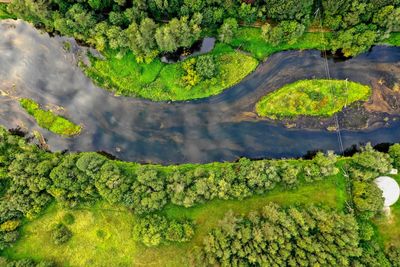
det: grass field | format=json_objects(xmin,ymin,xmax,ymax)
[
  {"xmin": 229, "ymin": 27, "xmax": 333, "ymax": 60},
  {"xmin": 85, "ymin": 44, "xmax": 257, "ymax": 101},
  {"xmin": 20, "ymin": 98, "xmax": 82, "ymax": 136},
  {"xmin": 374, "ymin": 174, "xmax": 400, "ymax": 248},
  {"xmin": 3, "ymin": 175, "xmax": 346, "ymax": 266},
  {"xmin": 0, "ymin": 3, "xmax": 14, "ymax": 20},
  {"xmin": 256, "ymin": 79, "xmax": 371, "ymax": 118},
  {"xmin": 386, "ymin": 32, "xmax": 400, "ymax": 46}
]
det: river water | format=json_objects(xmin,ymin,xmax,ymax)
[{"xmin": 1, "ymin": 20, "xmax": 400, "ymax": 164}]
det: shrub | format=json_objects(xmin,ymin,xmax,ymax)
[
  {"xmin": 51, "ymin": 223, "xmax": 72, "ymax": 245},
  {"xmin": 195, "ymin": 56, "xmax": 217, "ymax": 80},
  {"xmin": 133, "ymin": 215, "xmax": 194, "ymax": 247},
  {"xmin": 62, "ymin": 213, "xmax": 75, "ymax": 225}
]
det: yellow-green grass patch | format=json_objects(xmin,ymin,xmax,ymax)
[
  {"xmin": 3, "ymin": 202, "xmax": 138, "ymax": 266},
  {"xmin": 256, "ymin": 79, "xmax": 371, "ymax": 118},
  {"xmin": 85, "ymin": 44, "xmax": 258, "ymax": 101},
  {"xmin": 20, "ymin": 98, "xmax": 81, "ymax": 136}
]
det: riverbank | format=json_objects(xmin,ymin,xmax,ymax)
[
  {"xmin": 1, "ymin": 20, "xmax": 400, "ymax": 163},
  {"xmin": 83, "ymin": 26, "xmax": 399, "ymax": 102}
]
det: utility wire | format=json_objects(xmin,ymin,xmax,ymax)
[
  {"xmin": 314, "ymin": 9, "xmax": 354, "ymax": 213},
  {"xmin": 314, "ymin": 8, "xmax": 345, "ymax": 156}
]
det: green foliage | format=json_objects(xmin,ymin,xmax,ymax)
[
  {"xmin": 51, "ymin": 223, "xmax": 72, "ymax": 245},
  {"xmin": 262, "ymin": 21, "xmax": 306, "ymax": 46},
  {"xmin": 349, "ymin": 144, "xmax": 392, "ymax": 218},
  {"xmin": 62, "ymin": 213, "xmax": 75, "ymax": 225},
  {"xmin": 0, "ymin": 257, "xmax": 55, "ymax": 267},
  {"xmin": 389, "ymin": 144, "xmax": 400, "ymax": 169},
  {"xmin": 86, "ymin": 46, "xmax": 257, "ymax": 101},
  {"xmin": 0, "ymin": 127, "xmax": 399, "ymax": 265},
  {"xmin": 19, "ymin": 98, "xmax": 81, "ymax": 137},
  {"xmin": 133, "ymin": 215, "xmax": 194, "ymax": 246},
  {"xmin": 200, "ymin": 204, "xmax": 361, "ymax": 266},
  {"xmin": 49, "ymin": 154, "xmax": 98, "ymax": 206},
  {"xmin": 181, "ymin": 58, "xmax": 200, "ymax": 88},
  {"xmin": 195, "ymin": 55, "xmax": 217, "ymax": 80},
  {"xmin": 0, "ymin": 3, "xmax": 15, "ymax": 20},
  {"xmin": 155, "ymin": 16, "xmax": 202, "ymax": 52},
  {"xmin": 386, "ymin": 33, "xmax": 400, "ymax": 46},
  {"xmin": 256, "ymin": 79, "xmax": 371, "ymax": 118},
  {"xmin": 218, "ymin": 18, "xmax": 238, "ymax": 43},
  {"xmin": 331, "ymin": 24, "xmax": 379, "ymax": 57},
  {"xmin": 387, "ymin": 246, "xmax": 400, "ymax": 267},
  {"xmin": 264, "ymin": 0, "xmax": 314, "ymax": 22}
]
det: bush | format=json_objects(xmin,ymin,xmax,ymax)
[
  {"xmin": 200, "ymin": 204, "xmax": 361, "ymax": 266},
  {"xmin": 51, "ymin": 223, "xmax": 72, "ymax": 245},
  {"xmin": 62, "ymin": 213, "xmax": 75, "ymax": 225},
  {"xmin": 389, "ymin": 144, "xmax": 400, "ymax": 169},
  {"xmin": 195, "ymin": 56, "xmax": 217, "ymax": 80},
  {"xmin": 133, "ymin": 215, "xmax": 194, "ymax": 247}
]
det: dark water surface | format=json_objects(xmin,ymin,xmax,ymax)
[{"xmin": 1, "ymin": 20, "xmax": 400, "ymax": 164}]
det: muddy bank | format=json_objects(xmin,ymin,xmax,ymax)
[{"xmin": 1, "ymin": 20, "xmax": 400, "ymax": 164}]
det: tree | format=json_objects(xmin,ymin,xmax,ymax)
[
  {"xmin": 195, "ymin": 56, "xmax": 217, "ymax": 79},
  {"xmin": 238, "ymin": 3, "xmax": 257, "ymax": 24},
  {"xmin": 49, "ymin": 154, "xmax": 98, "ymax": 206},
  {"xmin": 389, "ymin": 144, "xmax": 400, "ymax": 169},
  {"xmin": 264, "ymin": 0, "xmax": 313, "ymax": 22},
  {"xmin": 155, "ymin": 16, "xmax": 201, "ymax": 52},
  {"xmin": 352, "ymin": 181, "xmax": 384, "ymax": 218},
  {"xmin": 133, "ymin": 215, "xmax": 194, "ymax": 246},
  {"xmin": 218, "ymin": 18, "xmax": 238, "ymax": 43},
  {"xmin": 200, "ymin": 204, "xmax": 362, "ymax": 266},
  {"xmin": 126, "ymin": 18, "xmax": 159, "ymax": 63},
  {"xmin": 51, "ymin": 223, "xmax": 72, "ymax": 245},
  {"xmin": 181, "ymin": 58, "xmax": 200, "ymax": 87},
  {"xmin": 262, "ymin": 21, "xmax": 305, "ymax": 45}
]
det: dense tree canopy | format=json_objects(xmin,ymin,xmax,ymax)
[
  {"xmin": 199, "ymin": 204, "xmax": 361, "ymax": 266},
  {"xmin": 0, "ymin": 127, "xmax": 399, "ymax": 264},
  {"xmin": 6, "ymin": 0, "xmax": 400, "ymax": 59}
]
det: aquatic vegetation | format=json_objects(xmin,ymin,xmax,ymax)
[
  {"xmin": 20, "ymin": 98, "xmax": 81, "ymax": 136},
  {"xmin": 256, "ymin": 79, "xmax": 371, "ymax": 118}
]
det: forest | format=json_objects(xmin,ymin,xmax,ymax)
[
  {"xmin": 1, "ymin": 0, "xmax": 400, "ymax": 266},
  {"xmin": 6, "ymin": 0, "xmax": 400, "ymax": 60},
  {"xmin": 0, "ymin": 126, "xmax": 400, "ymax": 265}
]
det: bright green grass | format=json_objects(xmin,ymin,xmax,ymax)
[
  {"xmin": 374, "ymin": 174, "xmax": 400, "ymax": 248},
  {"xmin": 386, "ymin": 32, "xmax": 400, "ymax": 46},
  {"xmin": 0, "ymin": 3, "xmax": 14, "ymax": 20},
  {"xmin": 85, "ymin": 44, "xmax": 258, "ymax": 101},
  {"xmin": 3, "ymin": 175, "xmax": 346, "ymax": 267},
  {"xmin": 256, "ymin": 79, "xmax": 371, "ymax": 118},
  {"xmin": 3, "ymin": 202, "xmax": 138, "ymax": 266},
  {"xmin": 230, "ymin": 27, "xmax": 333, "ymax": 60},
  {"xmin": 20, "ymin": 98, "xmax": 81, "ymax": 136}
]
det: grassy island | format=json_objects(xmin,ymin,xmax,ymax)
[
  {"xmin": 20, "ymin": 98, "xmax": 81, "ymax": 136},
  {"xmin": 256, "ymin": 79, "xmax": 371, "ymax": 118}
]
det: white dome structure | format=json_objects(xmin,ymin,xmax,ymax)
[{"xmin": 374, "ymin": 176, "xmax": 400, "ymax": 207}]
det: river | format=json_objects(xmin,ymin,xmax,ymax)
[{"xmin": 1, "ymin": 20, "xmax": 400, "ymax": 164}]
